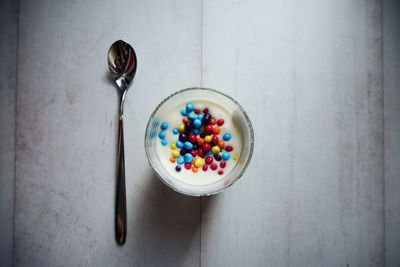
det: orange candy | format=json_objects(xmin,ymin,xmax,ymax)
[
  {"xmin": 213, "ymin": 127, "xmax": 220, "ymax": 135},
  {"xmin": 218, "ymin": 140, "xmax": 225, "ymax": 149},
  {"xmin": 192, "ymin": 166, "xmax": 198, "ymax": 173},
  {"xmin": 210, "ymin": 118, "xmax": 216, "ymax": 125},
  {"xmin": 183, "ymin": 117, "xmax": 189, "ymax": 123},
  {"xmin": 197, "ymin": 137, "xmax": 205, "ymax": 146},
  {"xmin": 170, "ymin": 157, "xmax": 176, "ymax": 163}
]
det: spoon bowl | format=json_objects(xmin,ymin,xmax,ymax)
[{"xmin": 108, "ymin": 40, "xmax": 137, "ymax": 94}]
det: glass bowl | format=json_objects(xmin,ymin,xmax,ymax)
[{"xmin": 144, "ymin": 87, "xmax": 254, "ymax": 196}]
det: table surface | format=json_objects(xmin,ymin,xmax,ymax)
[{"xmin": 1, "ymin": 0, "xmax": 399, "ymax": 266}]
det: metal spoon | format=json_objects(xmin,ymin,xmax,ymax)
[{"xmin": 107, "ymin": 40, "xmax": 137, "ymax": 245}]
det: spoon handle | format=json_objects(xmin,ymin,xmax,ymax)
[{"xmin": 115, "ymin": 117, "xmax": 127, "ymax": 245}]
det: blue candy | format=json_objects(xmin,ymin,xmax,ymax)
[
  {"xmin": 160, "ymin": 121, "xmax": 168, "ymax": 130},
  {"xmin": 184, "ymin": 141, "xmax": 193, "ymax": 150},
  {"xmin": 180, "ymin": 109, "xmax": 187, "ymax": 116},
  {"xmin": 188, "ymin": 112, "xmax": 196, "ymax": 120},
  {"xmin": 177, "ymin": 156, "xmax": 184, "ymax": 165},
  {"xmin": 221, "ymin": 151, "xmax": 230, "ymax": 161},
  {"xmin": 197, "ymin": 114, "xmax": 203, "ymax": 121},
  {"xmin": 193, "ymin": 129, "xmax": 200, "ymax": 135},
  {"xmin": 158, "ymin": 131, "xmax": 166, "ymax": 139},
  {"xmin": 176, "ymin": 140, "xmax": 184, "ymax": 148},
  {"xmin": 193, "ymin": 119, "xmax": 202, "ymax": 128},
  {"xmin": 172, "ymin": 128, "xmax": 179, "ymax": 135},
  {"xmin": 222, "ymin": 133, "xmax": 231, "ymax": 141},
  {"xmin": 184, "ymin": 153, "xmax": 193, "ymax": 163},
  {"xmin": 161, "ymin": 139, "xmax": 167, "ymax": 146},
  {"xmin": 186, "ymin": 103, "xmax": 194, "ymax": 113}
]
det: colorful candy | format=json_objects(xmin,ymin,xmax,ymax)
[
  {"xmin": 205, "ymin": 156, "xmax": 213, "ymax": 165},
  {"xmin": 193, "ymin": 119, "xmax": 202, "ymax": 128},
  {"xmin": 179, "ymin": 133, "xmax": 187, "ymax": 142},
  {"xmin": 202, "ymin": 143, "xmax": 211, "ymax": 152},
  {"xmin": 221, "ymin": 151, "xmax": 230, "ymax": 161},
  {"xmin": 158, "ymin": 102, "xmax": 238, "ymax": 174},
  {"xmin": 177, "ymin": 157, "xmax": 184, "ymax": 165},
  {"xmin": 186, "ymin": 103, "xmax": 194, "ymax": 112},
  {"xmin": 176, "ymin": 141, "xmax": 184, "ymax": 148},
  {"xmin": 211, "ymin": 146, "xmax": 220, "ymax": 154},
  {"xmin": 184, "ymin": 153, "xmax": 193, "ymax": 163},
  {"xmin": 210, "ymin": 163, "xmax": 217, "ymax": 170},
  {"xmin": 184, "ymin": 163, "xmax": 192, "ymax": 170},
  {"xmin": 225, "ymin": 145, "xmax": 233, "ymax": 152},
  {"xmin": 194, "ymin": 158, "xmax": 204, "ymax": 168},
  {"xmin": 171, "ymin": 150, "xmax": 180, "ymax": 158},
  {"xmin": 184, "ymin": 141, "xmax": 193, "ymax": 150},
  {"xmin": 161, "ymin": 122, "xmax": 169, "ymax": 130},
  {"xmin": 222, "ymin": 133, "xmax": 231, "ymax": 141},
  {"xmin": 158, "ymin": 131, "xmax": 166, "ymax": 139},
  {"xmin": 188, "ymin": 134, "xmax": 197, "ymax": 143}
]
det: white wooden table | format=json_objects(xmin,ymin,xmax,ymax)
[{"xmin": 1, "ymin": 0, "xmax": 399, "ymax": 266}]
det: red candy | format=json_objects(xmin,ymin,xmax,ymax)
[
  {"xmin": 220, "ymin": 161, "xmax": 226, "ymax": 168},
  {"xmin": 202, "ymin": 143, "xmax": 211, "ymax": 152},
  {"xmin": 202, "ymin": 165, "xmax": 208, "ymax": 171},
  {"xmin": 197, "ymin": 148, "xmax": 205, "ymax": 158},
  {"xmin": 225, "ymin": 145, "xmax": 233, "ymax": 152},
  {"xmin": 203, "ymin": 108, "xmax": 209, "ymax": 114},
  {"xmin": 218, "ymin": 170, "xmax": 224, "ymax": 175},
  {"xmin": 194, "ymin": 109, "xmax": 200, "ymax": 114},
  {"xmin": 190, "ymin": 150, "xmax": 197, "ymax": 157},
  {"xmin": 205, "ymin": 156, "xmax": 213, "ymax": 165},
  {"xmin": 184, "ymin": 163, "xmax": 192, "ymax": 170},
  {"xmin": 205, "ymin": 125, "xmax": 213, "ymax": 134},
  {"xmin": 217, "ymin": 119, "xmax": 224, "ymax": 126},
  {"xmin": 210, "ymin": 163, "xmax": 218, "ymax": 170},
  {"xmin": 212, "ymin": 135, "xmax": 219, "ymax": 145},
  {"xmin": 188, "ymin": 134, "xmax": 197, "ymax": 143}
]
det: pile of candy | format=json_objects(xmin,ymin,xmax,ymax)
[{"xmin": 157, "ymin": 103, "xmax": 238, "ymax": 175}]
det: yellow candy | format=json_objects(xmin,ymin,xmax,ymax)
[
  {"xmin": 170, "ymin": 143, "xmax": 176, "ymax": 150},
  {"xmin": 204, "ymin": 135, "xmax": 212, "ymax": 143},
  {"xmin": 211, "ymin": 146, "xmax": 220, "ymax": 154},
  {"xmin": 178, "ymin": 124, "xmax": 185, "ymax": 132},
  {"xmin": 194, "ymin": 158, "xmax": 204, "ymax": 168},
  {"xmin": 233, "ymin": 153, "xmax": 239, "ymax": 161},
  {"xmin": 171, "ymin": 150, "xmax": 180, "ymax": 158}
]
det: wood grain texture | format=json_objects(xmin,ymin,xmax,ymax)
[
  {"xmin": 201, "ymin": 0, "xmax": 384, "ymax": 266},
  {"xmin": 14, "ymin": 0, "xmax": 201, "ymax": 266},
  {"xmin": 383, "ymin": 0, "xmax": 400, "ymax": 266},
  {"xmin": 8, "ymin": 0, "xmax": 394, "ymax": 266},
  {"xmin": 0, "ymin": 0, "xmax": 18, "ymax": 266}
]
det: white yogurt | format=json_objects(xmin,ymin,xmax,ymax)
[{"xmin": 155, "ymin": 100, "xmax": 242, "ymax": 186}]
